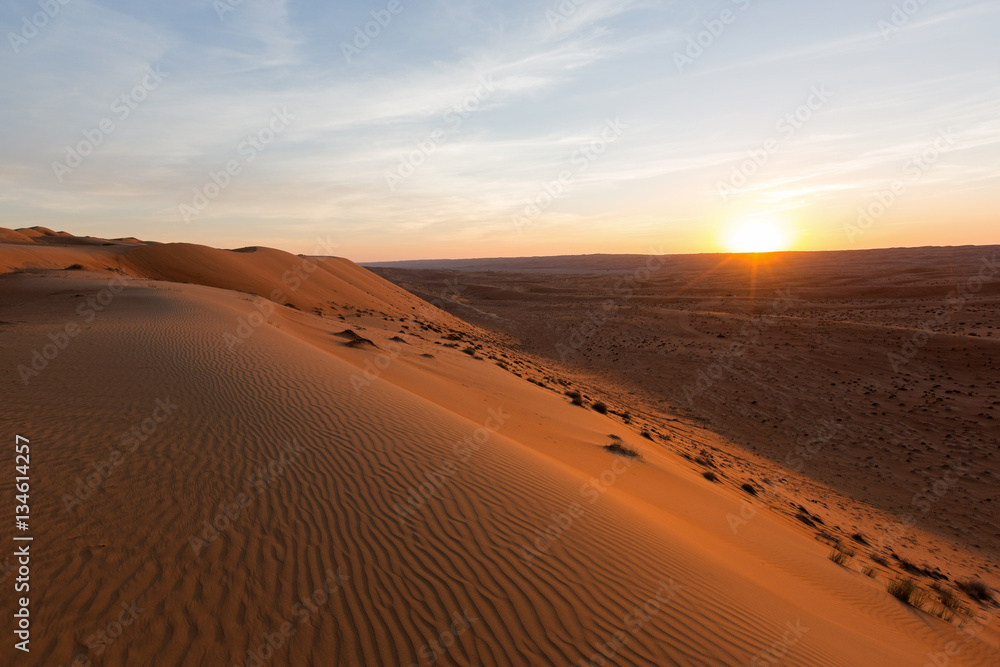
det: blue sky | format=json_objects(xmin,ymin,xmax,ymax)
[{"xmin": 1, "ymin": 0, "xmax": 998, "ymax": 261}]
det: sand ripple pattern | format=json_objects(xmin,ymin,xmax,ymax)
[{"xmin": 1, "ymin": 283, "xmax": 994, "ymax": 667}]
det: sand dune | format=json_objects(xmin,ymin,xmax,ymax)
[
  {"xmin": 1, "ymin": 236, "xmax": 997, "ymax": 665},
  {"xmin": 374, "ymin": 248, "xmax": 1000, "ymax": 565}
]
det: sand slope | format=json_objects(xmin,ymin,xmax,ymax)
[{"xmin": 0, "ymin": 243, "xmax": 997, "ymax": 665}]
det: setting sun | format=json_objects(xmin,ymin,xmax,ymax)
[{"xmin": 724, "ymin": 217, "xmax": 793, "ymax": 253}]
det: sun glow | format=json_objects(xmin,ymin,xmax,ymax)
[{"xmin": 724, "ymin": 217, "xmax": 793, "ymax": 253}]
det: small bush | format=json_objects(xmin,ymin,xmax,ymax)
[
  {"xmin": 956, "ymin": 580, "xmax": 993, "ymax": 603},
  {"xmin": 887, "ymin": 578, "xmax": 926, "ymax": 608},
  {"xmin": 566, "ymin": 391, "xmax": 584, "ymax": 406},
  {"xmin": 896, "ymin": 556, "xmax": 923, "ymax": 575},
  {"xmin": 933, "ymin": 607, "xmax": 956, "ymax": 623},
  {"xmin": 740, "ymin": 483, "xmax": 757, "ymax": 496},
  {"xmin": 65, "ymin": 264, "xmax": 84, "ymax": 270},
  {"xmin": 702, "ymin": 471, "xmax": 718, "ymax": 482},
  {"xmin": 640, "ymin": 430, "xmax": 653, "ymax": 440},
  {"xmin": 605, "ymin": 441, "xmax": 640, "ymax": 459},
  {"xmin": 592, "ymin": 401, "xmax": 608, "ymax": 414},
  {"xmin": 938, "ymin": 589, "xmax": 966, "ymax": 612},
  {"xmin": 862, "ymin": 566, "xmax": 878, "ymax": 578},
  {"xmin": 829, "ymin": 545, "xmax": 855, "ymax": 567},
  {"xmin": 462, "ymin": 346, "xmax": 477, "ymax": 356}
]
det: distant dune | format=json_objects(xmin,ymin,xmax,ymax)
[{"xmin": 1, "ymin": 231, "xmax": 997, "ymax": 666}]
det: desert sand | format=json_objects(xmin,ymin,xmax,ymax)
[{"xmin": 1, "ymin": 228, "xmax": 997, "ymax": 666}]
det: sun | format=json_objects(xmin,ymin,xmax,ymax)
[{"xmin": 723, "ymin": 217, "xmax": 793, "ymax": 253}]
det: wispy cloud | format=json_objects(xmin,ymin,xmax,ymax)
[{"xmin": 0, "ymin": 0, "xmax": 997, "ymax": 258}]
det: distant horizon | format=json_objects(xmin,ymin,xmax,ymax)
[
  {"xmin": 5, "ymin": 222, "xmax": 998, "ymax": 265},
  {"xmin": 358, "ymin": 241, "xmax": 1000, "ymax": 265}
]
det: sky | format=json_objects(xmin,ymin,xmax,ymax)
[{"xmin": 1, "ymin": 0, "xmax": 998, "ymax": 262}]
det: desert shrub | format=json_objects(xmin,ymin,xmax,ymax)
[
  {"xmin": 462, "ymin": 346, "xmax": 477, "ymax": 356},
  {"xmin": 956, "ymin": 580, "xmax": 993, "ymax": 603},
  {"xmin": 702, "ymin": 471, "xmax": 718, "ymax": 482},
  {"xmin": 65, "ymin": 264, "xmax": 84, "ymax": 270},
  {"xmin": 938, "ymin": 589, "xmax": 966, "ymax": 612},
  {"xmin": 933, "ymin": 607, "xmax": 956, "ymax": 623},
  {"xmin": 592, "ymin": 401, "xmax": 608, "ymax": 414},
  {"xmin": 605, "ymin": 441, "xmax": 640, "ymax": 459},
  {"xmin": 566, "ymin": 391, "xmax": 584, "ymax": 406},
  {"xmin": 887, "ymin": 578, "xmax": 926, "ymax": 608},
  {"xmin": 829, "ymin": 545, "xmax": 855, "ymax": 567},
  {"xmin": 896, "ymin": 556, "xmax": 922, "ymax": 575},
  {"xmin": 741, "ymin": 483, "xmax": 757, "ymax": 496},
  {"xmin": 640, "ymin": 430, "xmax": 653, "ymax": 440},
  {"xmin": 862, "ymin": 566, "xmax": 877, "ymax": 578}
]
